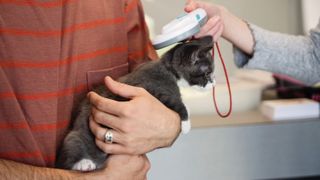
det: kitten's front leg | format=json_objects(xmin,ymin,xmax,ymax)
[
  {"xmin": 177, "ymin": 104, "xmax": 191, "ymax": 134},
  {"xmin": 163, "ymin": 98, "xmax": 191, "ymax": 134},
  {"xmin": 181, "ymin": 106, "xmax": 192, "ymax": 134}
]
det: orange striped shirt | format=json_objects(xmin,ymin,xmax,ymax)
[{"xmin": 0, "ymin": 0, "xmax": 157, "ymax": 167}]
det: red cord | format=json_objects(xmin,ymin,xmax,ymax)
[{"xmin": 212, "ymin": 42, "xmax": 232, "ymax": 118}]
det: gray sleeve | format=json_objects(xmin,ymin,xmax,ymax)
[{"xmin": 233, "ymin": 20, "xmax": 320, "ymax": 86}]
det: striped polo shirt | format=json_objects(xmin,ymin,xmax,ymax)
[{"xmin": 0, "ymin": 0, "xmax": 157, "ymax": 167}]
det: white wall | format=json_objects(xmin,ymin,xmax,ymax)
[{"xmin": 301, "ymin": 0, "xmax": 320, "ymax": 34}]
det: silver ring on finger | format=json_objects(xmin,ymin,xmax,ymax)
[{"xmin": 104, "ymin": 129, "xmax": 113, "ymax": 144}]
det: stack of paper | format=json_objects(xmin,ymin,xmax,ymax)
[{"xmin": 260, "ymin": 98, "xmax": 320, "ymax": 121}]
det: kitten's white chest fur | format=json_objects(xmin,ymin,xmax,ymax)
[{"xmin": 177, "ymin": 75, "xmax": 216, "ymax": 134}]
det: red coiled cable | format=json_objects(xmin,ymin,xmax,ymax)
[{"xmin": 212, "ymin": 42, "xmax": 232, "ymax": 118}]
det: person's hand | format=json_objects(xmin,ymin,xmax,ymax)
[
  {"xmin": 88, "ymin": 154, "xmax": 150, "ymax": 180},
  {"xmin": 185, "ymin": 0, "xmax": 254, "ymax": 54},
  {"xmin": 185, "ymin": 0, "xmax": 224, "ymax": 41},
  {"xmin": 88, "ymin": 76, "xmax": 181, "ymax": 155}
]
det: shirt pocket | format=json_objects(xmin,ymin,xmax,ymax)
[{"xmin": 86, "ymin": 63, "xmax": 129, "ymax": 90}]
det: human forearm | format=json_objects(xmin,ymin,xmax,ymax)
[
  {"xmin": 233, "ymin": 23, "xmax": 320, "ymax": 85},
  {"xmin": 0, "ymin": 159, "xmax": 124, "ymax": 180},
  {"xmin": 0, "ymin": 159, "xmax": 83, "ymax": 180},
  {"xmin": 220, "ymin": 6, "xmax": 254, "ymax": 55}
]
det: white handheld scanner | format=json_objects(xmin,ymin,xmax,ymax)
[{"xmin": 152, "ymin": 8, "xmax": 207, "ymax": 50}]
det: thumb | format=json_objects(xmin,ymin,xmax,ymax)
[{"xmin": 104, "ymin": 76, "xmax": 141, "ymax": 99}]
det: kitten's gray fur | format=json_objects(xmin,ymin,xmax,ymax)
[{"xmin": 56, "ymin": 36, "xmax": 214, "ymax": 170}]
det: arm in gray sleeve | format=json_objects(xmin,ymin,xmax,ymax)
[{"xmin": 233, "ymin": 20, "xmax": 320, "ymax": 86}]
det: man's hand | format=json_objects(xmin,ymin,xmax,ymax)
[
  {"xmin": 91, "ymin": 154, "xmax": 150, "ymax": 180},
  {"xmin": 88, "ymin": 76, "xmax": 181, "ymax": 155}
]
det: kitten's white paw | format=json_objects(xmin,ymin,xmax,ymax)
[
  {"xmin": 72, "ymin": 159, "xmax": 97, "ymax": 171},
  {"xmin": 181, "ymin": 119, "xmax": 191, "ymax": 134}
]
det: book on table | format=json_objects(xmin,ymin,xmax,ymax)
[{"xmin": 260, "ymin": 98, "xmax": 320, "ymax": 121}]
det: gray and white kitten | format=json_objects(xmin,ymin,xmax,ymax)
[{"xmin": 56, "ymin": 36, "xmax": 214, "ymax": 171}]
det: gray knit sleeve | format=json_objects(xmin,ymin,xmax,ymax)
[{"xmin": 233, "ymin": 19, "xmax": 320, "ymax": 86}]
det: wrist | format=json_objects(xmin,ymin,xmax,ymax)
[
  {"xmin": 82, "ymin": 169, "xmax": 111, "ymax": 180},
  {"xmin": 164, "ymin": 111, "xmax": 181, "ymax": 147},
  {"xmin": 219, "ymin": 6, "xmax": 230, "ymax": 39},
  {"xmin": 219, "ymin": 6, "xmax": 254, "ymax": 54}
]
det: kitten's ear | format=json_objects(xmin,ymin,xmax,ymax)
[
  {"xmin": 179, "ymin": 44, "xmax": 201, "ymax": 62},
  {"xmin": 162, "ymin": 41, "xmax": 198, "ymax": 59},
  {"xmin": 183, "ymin": 36, "xmax": 213, "ymax": 54},
  {"xmin": 161, "ymin": 36, "xmax": 213, "ymax": 64},
  {"xmin": 197, "ymin": 36, "xmax": 214, "ymax": 51},
  {"xmin": 183, "ymin": 43, "xmax": 202, "ymax": 54},
  {"xmin": 161, "ymin": 43, "xmax": 183, "ymax": 61},
  {"xmin": 182, "ymin": 36, "xmax": 213, "ymax": 61}
]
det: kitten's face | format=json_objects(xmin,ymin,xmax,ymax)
[{"xmin": 173, "ymin": 36, "xmax": 214, "ymax": 87}]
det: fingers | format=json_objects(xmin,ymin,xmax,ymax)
[
  {"xmin": 184, "ymin": 0, "xmax": 197, "ymax": 12},
  {"xmin": 89, "ymin": 117, "xmax": 123, "ymax": 144},
  {"xmin": 201, "ymin": 20, "xmax": 223, "ymax": 42},
  {"xmin": 96, "ymin": 138, "xmax": 131, "ymax": 155},
  {"xmin": 185, "ymin": 0, "xmax": 208, "ymax": 12},
  {"xmin": 88, "ymin": 91, "xmax": 124, "ymax": 116},
  {"xmin": 195, "ymin": 16, "xmax": 222, "ymax": 38},
  {"xmin": 213, "ymin": 22, "xmax": 224, "ymax": 42},
  {"xmin": 90, "ymin": 107, "xmax": 121, "ymax": 130},
  {"xmin": 104, "ymin": 76, "xmax": 145, "ymax": 99},
  {"xmin": 185, "ymin": 0, "xmax": 225, "ymax": 40}
]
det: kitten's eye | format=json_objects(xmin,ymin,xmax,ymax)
[
  {"xmin": 204, "ymin": 47, "xmax": 213, "ymax": 52},
  {"xmin": 205, "ymin": 70, "xmax": 212, "ymax": 76},
  {"xmin": 198, "ymin": 52, "xmax": 206, "ymax": 59}
]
